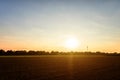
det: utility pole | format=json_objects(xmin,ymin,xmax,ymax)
[{"xmin": 87, "ymin": 46, "xmax": 88, "ymax": 51}]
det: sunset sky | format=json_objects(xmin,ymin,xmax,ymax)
[{"xmin": 0, "ymin": 0, "xmax": 120, "ymax": 52}]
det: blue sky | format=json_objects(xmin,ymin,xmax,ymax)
[{"xmin": 0, "ymin": 0, "xmax": 120, "ymax": 52}]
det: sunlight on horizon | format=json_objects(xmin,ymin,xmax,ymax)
[{"xmin": 63, "ymin": 36, "xmax": 81, "ymax": 51}]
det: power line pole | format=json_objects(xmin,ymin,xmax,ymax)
[{"xmin": 87, "ymin": 46, "xmax": 88, "ymax": 51}]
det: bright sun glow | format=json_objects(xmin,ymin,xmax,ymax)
[{"xmin": 65, "ymin": 37, "xmax": 79, "ymax": 49}]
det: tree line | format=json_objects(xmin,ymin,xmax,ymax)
[{"xmin": 0, "ymin": 49, "xmax": 120, "ymax": 56}]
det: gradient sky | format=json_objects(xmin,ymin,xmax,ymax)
[{"xmin": 0, "ymin": 0, "xmax": 120, "ymax": 52}]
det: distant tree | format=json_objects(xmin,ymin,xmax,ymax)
[
  {"xmin": 0, "ymin": 49, "xmax": 5, "ymax": 55},
  {"xmin": 6, "ymin": 50, "xmax": 14, "ymax": 55},
  {"xmin": 28, "ymin": 50, "xmax": 36, "ymax": 55},
  {"xmin": 51, "ymin": 51, "xmax": 59, "ymax": 55},
  {"xmin": 0, "ymin": 49, "xmax": 120, "ymax": 56},
  {"xmin": 15, "ymin": 50, "xmax": 27, "ymax": 55}
]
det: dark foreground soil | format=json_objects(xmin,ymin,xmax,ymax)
[{"xmin": 0, "ymin": 55, "xmax": 120, "ymax": 80}]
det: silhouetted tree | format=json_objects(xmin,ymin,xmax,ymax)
[
  {"xmin": 0, "ymin": 49, "xmax": 5, "ymax": 55},
  {"xmin": 6, "ymin": 50, "xmax": 14, "ymax": 55},
  {"xmin": 15, "ymin": 50, "xmax": 27, "ymax": 55},
  {"xmin": 0, "ymin": 49, "xmax": 120, "ymax": 56}
]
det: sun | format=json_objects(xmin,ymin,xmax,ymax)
[{"xmin": 65, "ymin": 37, "xmax": 79, "ymax": 49}]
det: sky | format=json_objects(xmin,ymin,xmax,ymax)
[{"xmin": 0, "ymin": 0, "xmax": 120, "ymax": 52}]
